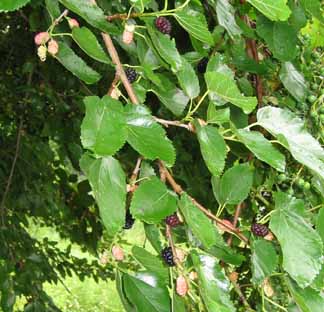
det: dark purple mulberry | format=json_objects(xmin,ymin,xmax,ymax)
[
  {"xmin": 165, "ymin": 213, "xmax": 181, "ymax": 227},
  {"xmin": 125, "ymin": 68, "xmax": 138, "ymax": 83},
  {"xmin": 123, "ymin": 210, "xmax": 135, "ymax": 230},
  {"xmin": 251, "ymin": 223, "xmax": 269, "ymax": 237},
  {"xmin": 161, "ymin": 247, "xmax": 175, "ymax": 266},
  {"xmin": 155, "ymin": 17, "xmax": 172, "ymax": 35}
]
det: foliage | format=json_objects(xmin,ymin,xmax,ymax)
[{"xmin": 0, "ymin": 0, "xmax": 324, "ymax": 311}]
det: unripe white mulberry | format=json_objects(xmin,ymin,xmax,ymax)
[
  {"xmin": 112, "ymin": 245, "xmax": 124, "ymax": 261},
  {"xmin": 48, "ymin": 39, "xmax": 59, "ymax": 56},
  {"xmin": 68, "ymin": 18, "xmax": 80, "ymax": 29},
  {"xmin": 122, "ymin": 22, "xmax": 136, "ymax": 45},
  {"xmin": 34, "ymin": 32, "xmax": 50, "ymax": 45},
  {"xmin": 37, "ymin": 45, "xmax": 47, "ymax": 62},
  {"xmin": 176, "ymin": 276, "xmax": 188, "ymax": 297}
]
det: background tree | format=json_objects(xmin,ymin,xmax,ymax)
[{"xmin": 0, "ymin": 0, "xmax": 324, "ymax": 311}]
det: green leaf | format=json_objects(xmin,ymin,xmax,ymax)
[
  {"xmin": 207, "ymin": 104, "xmax": 230, "ymax": 125},
  {"xmin": 247, "ymin": 0, "xmax": 291, "ymax": 21},
  {"xmin": 59, "ymin": 0, "xmax": 118, "ymax": 34},
  {"xmin": 257, "ymin": 107, "xmax": 324, "ymax": 181},
  {"xmin": 55, "ymin": 42, "xmax": 101, "ymax": 84},
  {"xmin": 270, "ymin": 192, "xmax": 323, "ymax": 288},
  {"xmin": 300, "ymin": 0, "xmax": 324, "ymax": 24},
  {"xmin": 286, "ymin": 278, "xmax": 324, "ymax": 312},
  {"xmin": 80, "ymin": 96, "xmax": 127, "ymax": 156},
  {"xmin": 273, "ymin": 22, "xmax": 297, "ymax": 61},
  {"xmin": 195, "ymin": 122, "xmax": 227, "ymax": 177},
  {"xmin": 215, "ymin": 0, "xmax": 242, "ymax": 38},
  {"xmin": 192, "ymin": 252, "xmax": 236, "ymax": 312},
  {"xmin": 132, "ymin": 246, "xmax": 169, "ymax": 282},
  {"xmin": 125, "ymin": 104, "xmax": 176, "ymax": 166},
  {"xmin": 123, "ymin": 273, "xmax": 170, "ymax": 312},
  {"xmin": 145, "ymin": 19, "xmax": 182, "ymax": 72},
  {"xmin": 176, "ymin": 57, "xmax": 200, "ymax": 99},
  {"xmin": 237, "ymin": 129, "xmax": 286, "ymax": 172},
  {"xmin": 130, "ymin": 176, "xmax": 177, "ymax": 223},
  {"xmin": 72, "ymin": 27, "xmax": 111, "ymax": 64},
  {"xmin": 116, "ymin": 271, "xmax": 136, "ymax": 312},
  {"xmin": 251, "ymin": 240, "xmax": 278, "ymax": 285},
  {"xmin": 280, "ymin": 62, "xmax": 308, "ymax": 101},
  {"xmin": 207, "ymin": 245, "xmax": 245, "ymax": 266},
  {"xmin": 80, "ymin": 154, "xmax": 126, "ymax": 236},
  {"xmin": 179, "ymin": 193, "xmax": 219, "ymax": 248},
  {"xmin": 174, "ymin": 10, "xmax": 213, "ymax": 45},
  {"xmin": 0, "ymin": 0, "xmax": 31, "ymax": 12},
  {"xmin": 45, "ymin": 0, "xmax": 60, "ymax": 18},
  {"xmin": 144, "ymin": 224, "xmax": 163, "ymax": 253},
  {"xmin": 151, "ymin": 74, "xmax": 190, "ymax": 116},
  {"xmin": 316, "ymin": 208, "xmax": 324, "ymax": 243},
  {"xmin": 205, "ymin": 72, "xmax": 257, "ymax": 114},
  {"xmin": 218, "ymin": 163, "xmax": 253, "ymax": 205}
]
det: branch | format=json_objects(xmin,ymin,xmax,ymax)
[
  {"xmin": 154, "ymin": 117, "xmax": 194, "ymax": 132},
  {"xmin": 101, "ymin": 33, "xmax": 139, "ymax": 104},
  {"xmin": 0, "ymin": 120, "xmax": 23, "ymax": 224},
  {"xmin": 158, "ymin": 161, "xmax": 248, "ymax": 243},
  {"xmin": 107, "ymin": 74, "xmax": 120, "ymax": 96},
  {"xmin": 130, "ymin": 157, "xmax": 143, "ymax": 182},
  {"xmin": 53, "ymin": 9, "xmax": 69, "ymax": 26},
  {"xmin": 227, "ymin": 202, "xmax": 244, "ymax": 246}
]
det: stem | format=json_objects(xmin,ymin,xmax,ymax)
[
  {"xmin": 227, "ymin": 202, "xmax": 244, "ymax": 246},
  {"xmin": 101, "ymin": 33, "xmax": 139, "ymax": 105},
  {"xmin": 263, "ymin": 296, "xmax": 288, "ymax": 312},
  {"xmin": 130, "ymin": 157, "xmax": 143, "ymax": 183},
  {"xmin": 163, "ymin": 0, "xmax": 168, "ymax": 11},
  {"xmin": 187, "ymin": 90, "xmax": 209, "ymax": 118},
  {"xmin": 154, "ymin": 117, "xmax": 193, "ymax": 131}
]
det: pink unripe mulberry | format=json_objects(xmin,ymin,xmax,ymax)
[
  {"xmin": 48, "ymin": 39, "xmax": 59, "ymax": 56},
  {"xmin": 34, "ymin": 32, "xmax": 50, "ymax": 46},
  {"xmin": 122, "ymin": 22, "xmax": 135, "ymax": 45},
  {"xmin": 176, "ymin": 276, "xmax": 188, "ymax": 297},
  {"xmin": 68, "ymin": 18, "xmax": 80, "ymax": 29},
  {"xmin": 112, "ymin": 245, "xmax": 124, "ymax": 261}
]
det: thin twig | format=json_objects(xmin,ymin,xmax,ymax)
[
  {"xmin": 158, "ymin": 161, "xmax": 248, "ymax": 243},
  {"xmin": 166, "ymin": 224, "xmax": 179, "ymax": 266},
  {"xmin": 0, "ymin": 120, "xmax": 23, "ymax": 225},
  {"xmin": 53, "ymin": 9, "xmax": 69, "ymax": 26},
  {"xmin": 101, "ymin": 33, "xmax": 139, "ymax": 104},
  {"xmin": 227, "ymin": 202, "xmax": 244, "ymax": 246},
  {"xmin": 154, "ymin": 117, "xmax": 194, "ymax": 131},
  {"xmin": 130, "ymin": 157, "xmax": 143, "ymax": 182}
]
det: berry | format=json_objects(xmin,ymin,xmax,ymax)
[
  {"xmin": 161, "ymin": 247, "xmax": 175, "ymax": 266},
  {"xmin": 278, "ymin": 173, "xmax": 287, "ymax": 183},
  {"xmin": 123, "ymin": 210, "xmax": 135, "ymax": 230},
  {"xmin": 68, "ymin": 18, "xmax": 80, "ymax": 29},
  {"xmin": 319, "ymin": 106, "xmax": 324, "ymax": 114},
  {"xmin": 165, "ymin": 213, "xmax": 181, "ymax": 227},
  {"xmin": 125, "ymin": 68, "xmax": 138, "ymax": 83},
  {"xmin": 155, "ymin": 17, "xmax": 172, "ymax": 35},
  {"xmin": 34, "ymin": 32, "xmax": 50, "ymax": 45},
  {"xmin": 303, "ymin": 181, "xmax": 311, "ymax": 191},
  {"xmin": 48, "ymin": 39, "xmax": 59, "ymax": 56},
  {"xmin": 251, "ymin": 223, "xmax": 269, "ymax": 237},
  {"xmin": 112, "ymin": 245, "xmax": 124, "ymax": 261},
  {"xmin": 197, "ymin": 57, "xmax": 209, "ymax": 74},
  {"xmin": 320, "ymin": 114, "xmax": 324, "ymax": 123},
  {"xmin": 296, "ymin": 178, "xmax": 305, "ymax": 188},
  {"xmin": 311, "ymin": 83, "xmax": 319, "ymax": 90},
  {"xmin": 310, "ymin": 111, "xmax": 318, "ymax": 119},
  {"xmin": 123, "ymin": 22, "xmax": 135, "ymax": 45},
  {"xmin": 176, "ymin": 276, "xmax": 188, "ymax": 297},
  {"xmin": 308, "ymin": 95, "xmax": 317, "ymax": 103}
]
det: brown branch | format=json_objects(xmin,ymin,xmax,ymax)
[
  {"xmin": 107, "ymin": 12, "xmax": 140, "ymax": 22},
  {"xmin": 130, "ymin": 157, "xmax": 143, "ymax": 182},
  {"xmin": 101, "ymin": 33, "xmax": 139, "ymax": 104},
  {"xmin": 154, "ymin": 117, "xmax": 194, "ymax": 132},
  {"xmin": 227, "ymin": 202, "xmax": 244, "ymax": 246},
  {"xmin": 158, "ymin": 161, "xmax": 248, "ymax": 243},
  {"xmin": 0, "ymin": 120, "xmax": 23, "ymax": 224}
]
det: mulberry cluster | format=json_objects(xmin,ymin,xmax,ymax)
[
  {"xmin": 155, "ymin": 17, "xmax": 172, "ymax": 35},
  {"xmin": 161, "ymin": 247, "xmax": 175, "ymax": 266},
  {"xmin": 251, "ymin": 223, "xmax": 269, "ymax": 237}
]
